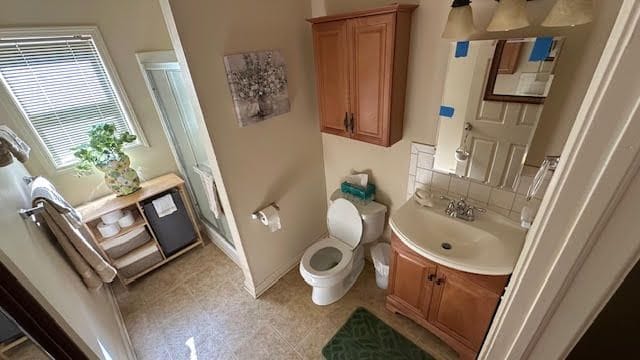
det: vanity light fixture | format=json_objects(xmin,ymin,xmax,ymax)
[
  {"xmin": 487, "ymin": 0, "xmax": 530, "ymax": 32},
  {"xmin": 542, "ymin": 0, "xmax": 593, "ymax": 27},
  {"xmin": 442, "ymin": 0, "xmax": 477, "ymax": 39}
]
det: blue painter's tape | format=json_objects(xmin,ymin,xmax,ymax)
[
  {"xmin": 455, "ymin": 41, "xmax": 469, "ymax": 58},
  {"xmin": 439, "ymin": 105, "xmax": 455, "ymax": 118},
  {"xmin": 529, "ymin": 37, "xmax": 554, "ymax": 61}
]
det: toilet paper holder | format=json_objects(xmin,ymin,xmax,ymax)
[{"xmin": 251, "ymin": 202, "xmax": 280, "ymax": 219}]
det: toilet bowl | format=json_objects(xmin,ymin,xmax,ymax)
[{"xmin": 300, "ymin": 196, "xmax": 386, "ymax": 305}]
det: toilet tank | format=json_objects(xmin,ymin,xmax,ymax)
[{"xmin": 329, "ymin": 190, "xmax": 387, "ymax": 244}]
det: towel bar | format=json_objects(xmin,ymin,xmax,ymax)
[{"xmin": 19, "ymin": 202, "xmax": 44, "ymax": 220}]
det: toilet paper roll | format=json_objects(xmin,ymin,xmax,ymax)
[{"xmin": 257, "ymin": 204, "xmax": 281, "ymax": 232}]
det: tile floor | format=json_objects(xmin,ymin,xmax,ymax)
[{"xmin": 115, "ymin": 242, "xmax": 458, "ymax": 360}]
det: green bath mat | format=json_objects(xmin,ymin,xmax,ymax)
[{"xmin": 322, "ymin": 307, "xmax": 435, "ymax": 360}]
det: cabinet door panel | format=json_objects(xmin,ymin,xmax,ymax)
[
  {"xmin": 349, "ymin": 14, "xmax": 395, "ymax": 145},
  {"xmin": 428, "ymin": 267, "xmax": 501, "ymax": 351},
  {"xmin": 312, "ymin": 21, "xmax": 350, "ymax": 137},
  {"xmin": 388, "ymin": 247, "xmax": 436, "ymax": 315}
]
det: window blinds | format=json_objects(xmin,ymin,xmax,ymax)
[{"xmin": 0, "ymin": 35, "xmax": 136, "ymax": 167}]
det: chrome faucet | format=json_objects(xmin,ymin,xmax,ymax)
[{"xmin": 441, "ymin": 196, "xmax": 485, "ymax": 221}]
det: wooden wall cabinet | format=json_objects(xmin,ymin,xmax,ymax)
[
  {"xmin": 387, "ymin": 233, "xmax": 509, "ymax": 360},
  {"xmin": 308, "ymin": 4, "xmax": 417, "ymax": 147}
]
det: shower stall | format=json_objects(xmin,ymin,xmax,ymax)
[{"xmin": 137, "ymin": 52, "xmax": 234, "ymax": 254}]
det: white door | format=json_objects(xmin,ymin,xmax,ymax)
[
  {"xmin": 435, "ymin": 41, "xmax": 544, "ymax": 189},
  {"xmin": 0, "ymin": 162, "xmax": 133, "ymax": 359},
  {"xmin": 460, "ymin": 42, "xmax": 543, "ymax": 189}
]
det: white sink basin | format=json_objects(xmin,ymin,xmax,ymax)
[{"xmin": 389, "ymin": 197, "xmax": 526, "ymax": 275}]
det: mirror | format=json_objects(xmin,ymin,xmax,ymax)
[
  {"xmin": 433, "ymin": 37, "xmax": 564, "ymax": 190},
  {"xmin": 484, "ymin": 38, "xmax": 564, "ymax": 104}
]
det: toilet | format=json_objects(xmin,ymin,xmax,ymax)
[{"xmin": 300, "ymin": 195, "xmax": 387, "ymax": 305}]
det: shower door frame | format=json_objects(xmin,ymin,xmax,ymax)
[{"xmin": 136, "ymin": 51, "xmax": 238, "ymax": 264}]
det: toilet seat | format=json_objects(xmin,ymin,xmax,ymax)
[
  {"xmin": 326, "ymin": 198, "xmax": 363, "ymax": 250},
  {"xmin": 300, "ymin": 197, "xmax": 376, "ymax": 305},
  {"xmin": 300, "ymin": 237, "xmax": 352, "ymax": 279},
  {"xmin": 301, "ymin": 199, "xmax": 364, "ymax": 281}
]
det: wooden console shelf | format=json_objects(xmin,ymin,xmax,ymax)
[
  {"xmin": 386, "ymin": 232, "xmax": 509, "ymax": 360},
  {"xmin": 77, "ymin": 173, "xmax": 203, "ymax": 285}
]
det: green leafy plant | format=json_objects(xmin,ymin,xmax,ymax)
[{"xmin": 73, "ymin": 123, "xmax": 137, "ymax": 176}]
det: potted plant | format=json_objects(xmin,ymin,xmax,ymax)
[{"xmin": 73, "ymin": 123, "xmax": 141, "ymax": 196}]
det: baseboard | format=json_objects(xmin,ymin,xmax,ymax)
[
  {"xmin": 252, "ymin": 232, "xmax": 328, "ymax": 298},
  {"xmin": 106, "ymin": 285, "xmax": 136, "ymax": 360},
  {"xmin": 203, "ymin": 224, "xmax": 258, "ymax": 297},
  {"xmin": 202, "ymin": 224, "xmax": 240, "ymax": 266}
]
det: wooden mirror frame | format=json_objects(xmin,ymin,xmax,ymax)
[{"xmin": 483, "ymin": 40, "xmax": 546, "ymax": 105}]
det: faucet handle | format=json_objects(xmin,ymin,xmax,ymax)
[
  {"xmin": 465, "ymin": 207, "xmax": 475, "ymax": 218},
  {"xmin": 473, "ymin": 206, "xmax": 486, "ymax": 213}
]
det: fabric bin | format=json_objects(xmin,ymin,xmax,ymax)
[
  {"xmin": 101, "ymin": 226, "xmax": 151, "ymax": 259},
  {"xmin": 141, "ymin": 189, "xmax": 197, "ymax": 256},
  {"xmin": 113, "ymin": 242, "xmax": 163, "ymax": 279}
]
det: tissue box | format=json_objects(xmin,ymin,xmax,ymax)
[{"xmin": 340, "ymin": 181, "xmax": 376, "ymax": 200}]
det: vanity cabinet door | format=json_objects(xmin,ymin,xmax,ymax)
[
  {"xmin": 388, "ymin": 233, "xmax": 437, "ymax": 319},
  {"xmin": 388, "ymin": 249, "xmax": 436, "ymax": 312},
  {"xmin": 348, "ymin": 13, "xmax": 395, "ymax": 146},
  {"xmin": 312, "ymin": 20, "xmax": 351, "ymax": 137},
  {"xmin": 427, "ymin": 267, "xmax": 503, "ymax": 352}
]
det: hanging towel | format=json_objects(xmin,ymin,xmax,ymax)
[
  {"xmin": 0, "ymin": 125, "xmax": 30, "ymax": 167},
  {"xmin": 152, "ymin": 193, "xmax": 177, "ymax": 218},
  {"xmin": 30, "ymin": 179, "xmax": 117, "ymax": 289},
  {"xmin": 526, "ymin": 158, "xmax": 551, "ymax": 200},
  {"xmin": 31, "ymin": 176, "xmax": 83, "ymax": 228},
  {"xmin": 193, "ymin": 165, "xmax": 222, "ymax": 219}
]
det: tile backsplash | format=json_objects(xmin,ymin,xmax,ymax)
[{"xmin": 407, "ymin": 142, "xmax": 550, "ymax": 222}]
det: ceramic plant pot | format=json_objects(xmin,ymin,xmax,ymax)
[
  {"xmin": 98, "ymin": 155, "xmax": 141, "ymax": 196},
  {"xmin": 257, "ymin": 96, "xmax": 274, "ymax": 117}
]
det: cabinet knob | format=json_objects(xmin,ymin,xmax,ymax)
[
  {"xmin": 435, "ymin": 278, "xmax": 445, "ymax": 285},
  {"xmin": 427, "ymin": 273, "xmax": 436, "ymax": 282}
]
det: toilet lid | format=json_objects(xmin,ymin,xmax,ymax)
[{"xmin": 327, "ymin": 198, "xmax": 363, "ymax": 249}]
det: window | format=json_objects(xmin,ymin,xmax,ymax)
[{"xmin": 0, "ymin": 27, "xmax": 142, "ymax": 168}]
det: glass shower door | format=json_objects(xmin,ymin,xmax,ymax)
[{"xmin": 146, "ymin": 68, "xmax": 233, "ymax": 246}]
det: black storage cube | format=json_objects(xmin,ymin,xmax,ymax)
[{"xmin": 142, "ymin": 189, "xmax": 197, "ymax": 257}]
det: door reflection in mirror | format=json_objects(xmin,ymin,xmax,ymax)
[{"xmin": 434, "ymin": 37, "xmax": 564, "ymax": 190}]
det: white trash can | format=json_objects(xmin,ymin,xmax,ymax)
[{"xmin": 371, "ymin": 242, "xmax": 391, "ymax": 289}]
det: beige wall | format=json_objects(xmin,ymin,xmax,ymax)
[
  {"xmin": 1, "ymin": 162, "xmax": 131, "ymax": 359},
  {"xmin": 320, "ymin": 0, "xmax": 622, "ymax": 230},
  {"xmin": 0, "ymin": 0, "xmax": 178, "ymax": 206},
  {"xmin": 164, "ymin": 0, "xmax": 327, "ymax": 290}
]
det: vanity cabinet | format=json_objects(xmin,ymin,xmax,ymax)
[
  {"xmin": 308, "ymin": 4, "xmax": 417, "ymax": 147},
  {"xmin": 387, "ymin": 233, "xmax": 509, "ymax": 360}
]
